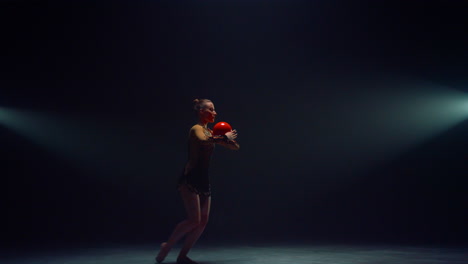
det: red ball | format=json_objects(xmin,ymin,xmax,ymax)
[{"xmin": 212, "ymin": 121, "xmax": 232, "ymax": 136}]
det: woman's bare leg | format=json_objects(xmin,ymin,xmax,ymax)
[
  {"xmin": 178, "ymin": 194, "xmax": 211, "ymax": 260},
  {"xmin": 156, "ymin": 185, "xmax": 201, "ymax": 263}
]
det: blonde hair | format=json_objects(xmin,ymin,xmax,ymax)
[{"xmin": 193, "ymin": 98, "xmax": 212, "ymax": 112}]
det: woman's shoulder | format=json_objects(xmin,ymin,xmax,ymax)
[
  {"xmin": 189, "ymin": 124, "xmax": 212, "ymax": 137},
  {"xmin": 190, "ymin": 124, "xmax": 203, "ymax": 130},
  {"xmin": 189, "ymin": 124, "xmax": 204, "ymax": 135}
]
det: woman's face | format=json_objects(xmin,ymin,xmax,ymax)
[{"xmin": 200, "ymin": 102, "xmax": 217, "ymax": 123}]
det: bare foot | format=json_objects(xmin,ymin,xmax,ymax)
[
  {"xmin": 177, "ymin": 255, "xmax": 199, "ymax": 264},
  {"xmin": 155, "ymin": 242, "xmax": 170, "ymax": 263}
]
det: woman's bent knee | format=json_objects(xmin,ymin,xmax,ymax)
[
  {"xmin": 186, "ymin": 219, "xmax": 201, "ymax": 230},
  {"xmin": 200, "ymin": 217, "xmax": 209, "ymax": 227}
]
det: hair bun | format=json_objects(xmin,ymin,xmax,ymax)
[{"xmin": 193, "ymin": 98, "xmax": 211, "ymax": 111}]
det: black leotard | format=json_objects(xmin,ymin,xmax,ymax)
[{"xmin": 177, "ymin": 125, "xmax": 215, "ymax": 196}]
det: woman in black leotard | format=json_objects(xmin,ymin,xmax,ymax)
[{"xmin": 156, "ymin": 99, "xmax": 239, "ymax": 264}]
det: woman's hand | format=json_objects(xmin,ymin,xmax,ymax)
[
  {"xmin": 225, "ymin": 129, "xmax": 238, "ymax": 141},
  {"xmin": 210, "ymin": 129, "xmax": 239, "ymax": 150}
]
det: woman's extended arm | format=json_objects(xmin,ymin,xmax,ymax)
[
  {"xmin": 215, "ymin": 130, "xmax": 240, "ymax": 150},
  {"xmin": 216, "ymin": 138, "xmax": 240, "ymax": 150},
  {"xmin": 191, "ymin": 126, "xmax": 240, "ymax": 150}
]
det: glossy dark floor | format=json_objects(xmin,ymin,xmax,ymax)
[{"xmin": 2, "ymin": 243, "xmax": 466, "ymax": 264}]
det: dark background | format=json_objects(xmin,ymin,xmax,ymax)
[{"xmin": 2, "ymin": 0, "xmax": 467, "ymax": 249}]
